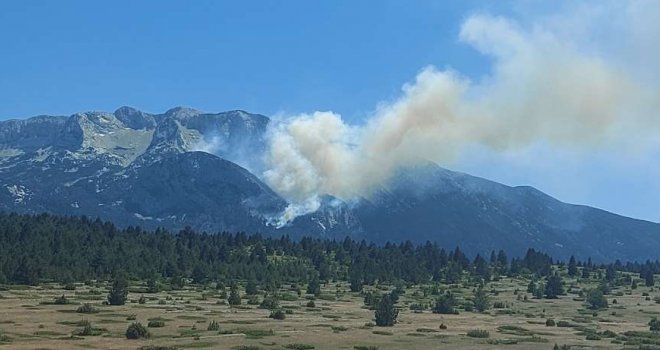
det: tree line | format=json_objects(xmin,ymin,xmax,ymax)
[{"xmin": 0, "ymin": 212, "xmax": 658, "ymax": 288}]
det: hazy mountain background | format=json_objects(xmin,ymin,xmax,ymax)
[{"xmin": 1, "ymin": 107, "xmax": 659, "ymax": 261}]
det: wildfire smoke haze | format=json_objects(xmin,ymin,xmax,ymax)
[{"xmin": 262, "ymin": 4, "xmax": 660, "ymax": 225}]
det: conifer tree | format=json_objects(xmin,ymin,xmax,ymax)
[
  {"xmin": 107, "ymin": 276, "xmax": 128, "ymax": 306},
  {"xmin": 433, "ymin": 291, "xmax": 458, "ymax": 314},
  {"xmin": 245, "ymin": 279, "xmax": 258, "ymax": 295},
  {"xmin": 307, "ymin": 275, "xmax": 321, "ymax": 296},
  {"xmin": 544, "ymin": 274, "xmax": 564, "ymax": 299},
  {"xmin": 374, "ymin": 293, "xmax": 398, "ymax": 326},
  {"xmin": 586, "ymin": 288, "xmax": 608, "ymax": 310},
  {"xmin": 228, "ymin": 283, "xmax": 241, "ymax": 306},
  {"xmin": 146, "ymin": 277, "xmax": 159, "ymax": 293},
  {"xmin": 568, "ymin": 256, "xmax": 578, "ymax": 277},
  {"xmin": 473, "ymin": 285, "xmax": 491, "ymax": 312}
]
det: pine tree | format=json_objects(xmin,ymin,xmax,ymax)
[
  {"xmin": 605, "ymin": 265, "xmax": 616, "ymax": 282},
  {"xmin": 568, "ymin": 256, "xmax": 577, "ymax": 277},
  {"xmin": 497, "ymin": 250, "xmax": 508, "ymax": 267},
  {"xmin": 146, "ymin": 277, "xmax": 159, "ymax": 293},
  {"xmin": 191, "ymin": 265, "xmax": 207, "ymax": 285},
  {"xmin": 170, "ymin": 275, "xmax": 185, "ymax": 290},
  {"xmin": 107, "ymin": 277, "xmax": 129, "ymax": 306},
  {"xmin": 650, "ymin": 317, "xmax": 660, "ymax": 332},
  {"xmin": 245, "ymin": 279, "xmax": 258, "ymax": 295},
  {"xmin": 444, "ymin": 262, "xmax": 462, "ymax": 284},
  {"xmin": 544, "ymin": 274, "xmax": 564, "ymax": 299},
  {"xmin": 643, "ymin": 269, "xmax": 655, "ymax": 287},
  {"xmin": 527, "ymin": 279, "xmax": 536, "ymax": 293},
  {"xmin": 307, "ymin": 275, "xmax": 321, "ymax": 296},
  {"xmin": 473, "ymin": 254, "xmax": 491, "ymax": 282},
  {"xmin": 374, "ymin": 293, "xmax": 398, "ymax": 326},
  {"xmin": 228, "ymin": 283, "xmax": 241, "ymax": 306},
  {"xmin": 348, "ymin": 266, "xmax": 363, "ymax": 292},
  {"xmin": 586, "ymin": 289, "xmax": 608, "ymax": 310},
  {"xmin": 12, "ymin": 257, "xmax": 39, "ymax": 285},
  {"xmin": 433, "ymin": 291, "xmax": 457, "ymax": 314},
  {"xmin": 473, "ymin": 285, "xmax": 491, "ymax": 312}
]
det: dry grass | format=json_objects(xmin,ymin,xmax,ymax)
[{"xmin": 0, "ymin": 275, "xmax": 656, "ymax": 349}]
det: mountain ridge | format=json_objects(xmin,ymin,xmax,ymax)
[{"xmin": 1, "ymin": 107, "xmax": 658, "ymax": 261}]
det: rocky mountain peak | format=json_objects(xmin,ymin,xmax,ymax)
[
  {"xmin": 163, "ymin": 106, "xmax": 202, "ymax": 119},
  {"xmin": 113, "ymin": 106, "xmax": 156, "ymax": 130}
]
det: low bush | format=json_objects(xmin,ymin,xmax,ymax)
[
  {"xmin": 76, "ymin": 303, "xmax": 98, "ymax": 314},
  {"xmin": 602, "ymin": 330, "xmax": 617, "ymax": 337},
  {"xmin": 75, "ymin": 321, "xmax": 104, "ymax": 336},
  {"xmin": 247, "ymin": 295, "xmax": 260, "ymax": 305},
  {"xmin": 126, "ymin": 323, "xmax": 150, "ymax": 339},
  {"xmin": 493, "ymin": 301, "xmax": 507, "ymax": 309},
  {"xmin": 269, "ymin": 310, "xmax": 286, "ymax": 320},
  {"xmin": 241, "ymin": 329, "xmax": 273, "ymax": 338},
  {"xmin": 585, "ymin": 333, "xmax": 601, "ymax": 340},
  {"xmin": 54, "ymin": 294, "xmax": 70, "ymax": 305},
  {"xmin": 467, "ymin": 329, "xmax": 490, "ymax": 338},
  {"xmin": 332, "ymin": 325, "xmax": 348, "ymax": 332},
  {"xmin": 147, "ymin": 320, "xmax": 165, "ymax": 328},
  {"xmin": 207, "ymin": 320, "xmax": 220, "ymax": 331},
  {"xmin": 259, "ymin": 295, "xmax": 279, "ymax": 310}
]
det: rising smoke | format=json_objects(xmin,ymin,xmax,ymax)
[{"xmin": 263, "ymin": 3, "xmax": 660, "ymax": 226}]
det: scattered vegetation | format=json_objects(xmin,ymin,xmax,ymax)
[{"xmin": 0, "ymin": 213, "xmax": 660, "ymax": 349}]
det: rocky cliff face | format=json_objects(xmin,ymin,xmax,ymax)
[
  {"xmin": 0, "ymin": 107, "xmax": 282, "ymax": 233},
  {"xmin": 1, "ymin": 107, "xmax": 659, "ymax": 261}
]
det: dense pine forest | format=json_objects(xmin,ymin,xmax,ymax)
[{"xmin": 0, "ymin": 212, "xmax": 659, "ymax": 288}]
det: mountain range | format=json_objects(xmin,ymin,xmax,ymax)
[{"xmin": 1, "ymin": 107, "xmax": 658, "ymax": 261}]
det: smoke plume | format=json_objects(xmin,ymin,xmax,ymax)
[{"xmin": 263, "ymin": 3, "xmax": 660, "ymax": 225}]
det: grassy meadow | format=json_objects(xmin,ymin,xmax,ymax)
[{"xmin": 1, "ymin": 270, "xmax": 660, "ymax": 350}]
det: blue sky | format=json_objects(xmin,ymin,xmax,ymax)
[
  {"xmin": 0, "ymin": 0, "xmax": 498, "ymax": 119},
  {"xmin": 1, "ymin": 1, "xmax": 659, "ymax": 222}
]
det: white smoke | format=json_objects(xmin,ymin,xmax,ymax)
[
  {"xmin": 263, "ymin": 3, "xmax": 660, "ymax": 225},
  {"xmin": 193, "ymin": 135, "xmax": 224, "ymax": 155}
]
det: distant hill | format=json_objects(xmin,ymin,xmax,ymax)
[{"xmin": 1, "ymin": 107, "xmax": 658, "ymax": 261}]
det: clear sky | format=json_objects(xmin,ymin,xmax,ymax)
[
  {"xmin": 0, "ymin": 0, "xmax": 498, "ymax": 119},
  {"xmin": 1, "ymin": 1, "xmax": 659, "ymax": 222}
]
